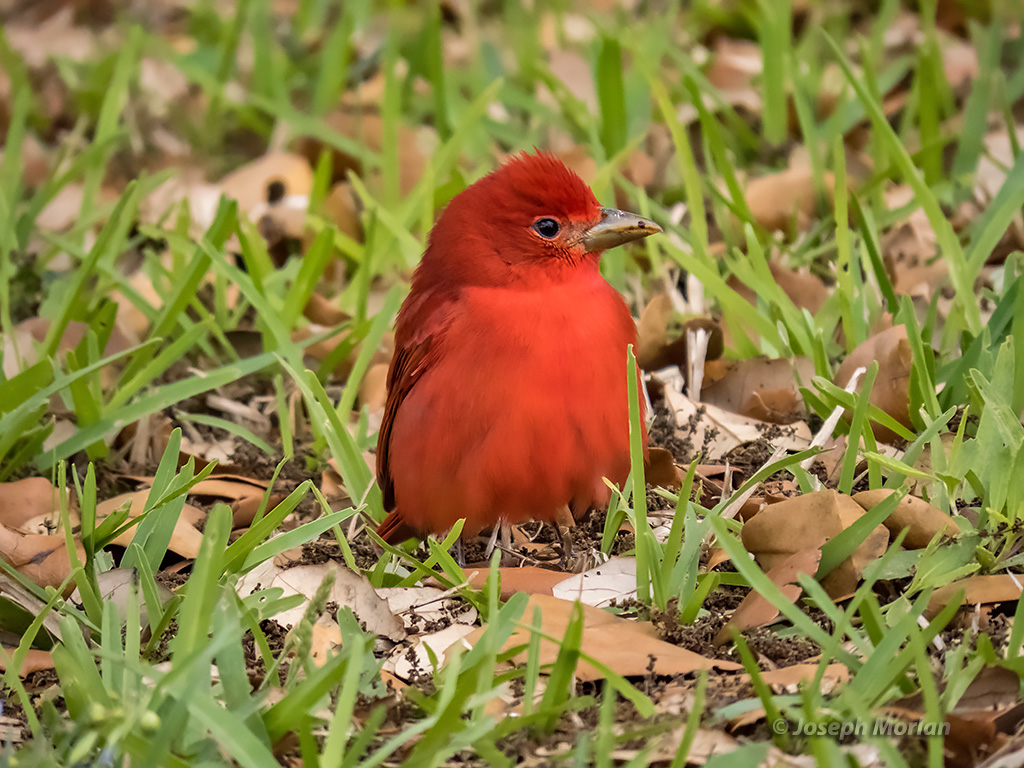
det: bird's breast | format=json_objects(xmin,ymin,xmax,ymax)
[{"xmin": 387, "ymin": 273, "xmax": 640, "ymax": 536}]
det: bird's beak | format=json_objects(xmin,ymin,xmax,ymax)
[{"xmin": 582, "ymin": 207, "xmax": 661, "ymax": 253}]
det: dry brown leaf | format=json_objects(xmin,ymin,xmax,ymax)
[
  {"xmin": 295, "ymin": 110, "xmax": 427, "ymax": 197},
  {"xmin": 769, "ymin": 263, "xmax": 832, "ymax": 316},
  {"xmin": 702, "ymin": 356, "xmax": 815, "ymax": 424},
  {"xmin": 185, "ymin": 477, "xmax": 269, "ymax": 500},
  {"xmin": 663, "ymin": 385, "xmax": 813, "ymax": 460},
  {"xmin": 941, "ymin": 33, "xmax": 980, "ymax": 90},
  {"xmin": 110, "ymin": 268, "xmax": 166, "ymax": 343},
  {"xmin": 97, "ymin": 491, "xmax": 206, "ymax": 560},
  {"xmin": 0, "ymin": 524, "xmax": 82, "ymax": 591},
  {"xmin": 853, "ymin": 489, "xmax": 959, "ymax": 548},
  {"xmin": 551, "ymin": 557, "xmax": 638, "ymax": 607},
  {"xmin": 547, "ymin": 51, "xmax": 598, "ymax": 114},
  {"xmin": 6, "ymin": 7, "xmax": 98, "ymax": 67},
  {"xmin": 296, "ymin": 325, "xmax": 395, "ymax": 382},
  {"xmin": 321, "ymin": 458, "xmax": 345, "ymax": 501},
  {"xmin": 6, "ymin": 318, "xmax": 132, "ymax": 385},
  {"xmin": 744, "ymin": 166, "xmax": 837, "ymax": 236},
  {"xmin": 322, "ymin": 181, "xmax": 363, "ymax": 244},
  {"xmin": 230, "ymin": 493, "xmax": 285, "ymax": 529},
  {"xmin": 728, "ymin": 262, "xmax": 830, "ymax": 317},
  {"xmin": 741, "ymin": 490, "xmax": 890, "ymax": 599},
  {"xmin": 636, "ymin": 293, "xmax": 674, "ymax": 369},
  {"xmin": 0, "ymin": 648, "xmax": 55, "ymax": 677},
  {"xmin": 359, "ymin": 362, "xmax": 390, "ymax": 413},
  {"xmin": 639, "ymin": 314, "xmax": 723, "ymax": 374},
  {"xmin": 887, "ymin": 665, "xmax": 1018, "ymax": 767},
  {"xmin": 462, "ymin": 594, "xmax": 742, "ymax": 681},
  {"xmin": 944, "ymin": 713, "xmax": 1003, "ymax": 768},
  {"xmin": 892, "ymin": 263, "xmax": 950, "ymax": 302},
  {"xmin": 303, "ymin": 292, "xmax": 351, "ymax": 326},
  {"xmin": 884, "ymin": 185, "xmax": 939, "ymax": 269},
  {"xmin": 714, "ymin": 547, "xmax": 822, "ymax": 646},
  {"xmin": 218, "ymin": 153, "xmax": 314, "ymax": 215},
  {"xmin": 926, "ymin": 575, "xmax": 1023, "ymax": 619},
  {"xmin": 706, "ymin": 547, "xmax": 731, "ymax": 571},
  {"xmin": 462, "ymin": 567, "xmax": 570, "ymax": 600},
  {"xmin": 901, "ymin": 665, "xmax": 1020, "ymax": 716},
  {"xmin": 308, "ymin": 616, "xmax": 343, "ymax": 667},
  {"xmin": 377, "ymin": 586, "xmax": 478, "ymax": 631},
  {"xmin": 760, "ymin": 663, "xmax": 850, "ymax": 691},
  {"xmin": 644, "ymin": 447, "xmax": 683, "ymax": 489},
  {"xmin": 36, "ymin": 183, "xmax": 118, "ymax": 232},
  {"xmin": 833, "ymin": 325, "xmax": 913, "ymax": 443},
  {"xmin": 0, "ymin": 478, "xmax": 65, "ymax": 530},
  {"xmin": 612, "ymin": 727, "xmax": 744, "ymax": 766},
  {"xmin": 388, "ymin": 623, "xmax": 477, "ymax": 680},
  {"xmin": 237, "ymin": 560, "xmax": 404, "ymax": 640},
  {"xmin": 707, "ymin": 38, "xmax": 761, "ymax": 92}
]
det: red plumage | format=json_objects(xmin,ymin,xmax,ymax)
[{"xmin": 375, "ymin": 152, "xmax": 659, "ymax": 544}]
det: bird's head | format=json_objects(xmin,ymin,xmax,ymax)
[{"xmin": 421, "ymin": 152, "xmax": 660, "ymax": 288}]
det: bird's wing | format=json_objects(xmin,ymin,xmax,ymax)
[{"xmin": 376, "ymin": 288, "xmax": 453, "ymax": 516}]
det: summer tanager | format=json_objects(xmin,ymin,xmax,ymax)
[{"xmin": 376, "ymin": 152, "xmax": 660, "ymax": 544}]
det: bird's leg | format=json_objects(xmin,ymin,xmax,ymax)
[
  {"xmin": 484, "ymin": 524, "xmax": 501, "ymax": 560},
  {"xmin": 499, "ymin": 521, "xmax": 516, "ymax": 566},
  {"xmin": 485, "ymin": 522, "xmax": 517, "ymax": 566},
  {"xmin": 449, "ymin": 537, "xmax": 465, "ymax": 568},
  {"xmin": 555, "ymin": 504, "xmax": 575, "ymax": 571}
]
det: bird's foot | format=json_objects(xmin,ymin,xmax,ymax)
[
  {"xmin": 449, "ymin": 537, "xmax": 466, "ymax": 568},
  {"xmin": 485, "ymin": 522, "xmax": 519, "ymax": 567},
  {"xmin": 557, "ymin": 523, "xmax": 575, "ymax": 571}
]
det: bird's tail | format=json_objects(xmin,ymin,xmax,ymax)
[{"xmin": 375, "ymin": 509, "xmax": 417, "ymax": 545}]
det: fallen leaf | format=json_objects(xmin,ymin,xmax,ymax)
[
  {"xmin": 308, "ymin": 616, "xmax": 343, "ymax": 667},
  {"xmin": 376, "ymin": 586, "xmax": 478, "ymax": 631},
  {"xmin": 218, "ymin": 152, "xmax": 313, "ymax": 217},
  {"xmin": 295, "ymin": 110, "xmax": 427, "ymax": 197},
  {"xmin": 0, "ymin": 648, "xmax": 55, "ymax": 677},
  {"xmin": 551, "ymin": 557, "xmax": 638, "ymax": 607},
  {"xmin": 636, "ymin": 292, "xmax": 724, "ymax": 375},
  {"xmin": 231, "ymin": 494, "xmax": 286, "ymax": 529},
  {"xmin": 461, "ymin": 594, "xmax": 742, "ymax": 680},
  {"xmin": 359, "ymin": 362, "xmax": 389, "ymax": 413},
  {"xmin": 644, "ymin": 448, "xmax": 683, "ymax": 489},
  {"xmin": 853, "ymin": 489, "xmax": 959, "ymax": 548},
  {"xmin": 761, "ymin": 663, "xmax": 850, "ymax": 692},
  {"xmin": 663, "ymin": 385, "xmax": 813, "ymax": 460},
  {"xmin": 926, "ymin": 574, "xmax": 1023, "ymax": 619},
  {"xmin": 462, "ymin": 567, "xmax": 570, "ymax": 600},
  {"xmin": 0, "ymin": 478, "xmax": 65, "ymax": 530},
  {"xmin": 0, "ymin": 524, "xmax": 82, "ymax": 592},
  {"xmin": 728, "ymin": 262, "xmax": 831, "ymax": 317},
  {"xmin": 97, "ymin": 491, "xmax": 206, "ymax": 560},
  {"xmin": 6, "ymin": 7, "xmax": 98, "ymax": 67},
  {"xmin": 387, "ymin": 623, "xmax": 476, "ymax": 680},
  {"xmin": 833, "ymin": 324, "xmax": 913, "ymax": 443},
  {"xmin": 744, "ymin": 166, "xmax": 837, "ymax": 236},
  {"xmin": 70, "ymin": 568, "xmax": 173, "ymax": 630},
  {"xmin": 237, "ymin": 560, "xmax": 404, "ymax": 641},
  {"xmin": 715, "ymin": 547, "xmax": 822, "ymax": 645},
  {"xmin": 702, "ymin": 356, "xmax": 816, "ymax": 424},
  {"xmin": 741, "ymin": 490, "xmax": 890, "ymax": 599}
]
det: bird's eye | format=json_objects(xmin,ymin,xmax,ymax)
[{"xmin": 532, "ymin": 218, "xmax": 561, "ymax": 239}]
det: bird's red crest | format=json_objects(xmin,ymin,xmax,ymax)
[
  {"xmin": 419, "ymin": 152, "xmax": 605, "ymax": 287},
  {"xmin": 485, "ymin": 152, "xmax": 602, "ymax": 224}
]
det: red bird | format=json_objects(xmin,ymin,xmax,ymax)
[{"xmin": 375, "ymin": 152, "xmax": 660, "ymax": 544}]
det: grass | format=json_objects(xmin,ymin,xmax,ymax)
[{"xmin": 0, "ymin": 0, "xmax": 1023, "ymax": 765}]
